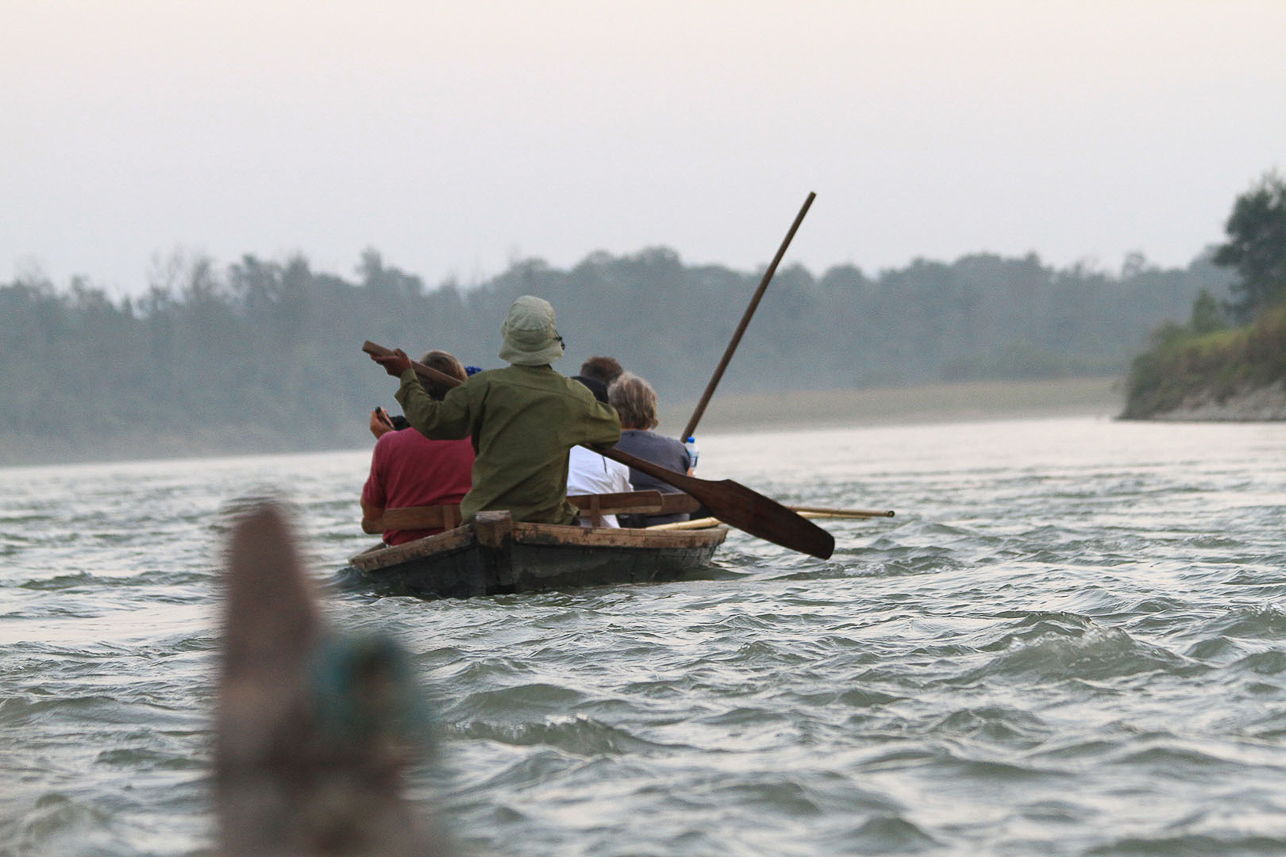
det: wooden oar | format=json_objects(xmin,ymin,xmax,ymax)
[
  {"xmin": 652, "ymin": 507, "xmax": 894, "ymax": 530},
  {"xmin": 788, "ymin": 505, "xmax": 895, "ymax": 519},
  {"xmin": 363, "ymin": 340, "xmax": 836, "ymax": 560},
  {"xmin": 680, "ymin": 191, "xmax": 816, "ymax": 442},
  {"xmin": 598, "ymin": 445, "xmax": 833, "ymax": 559}
]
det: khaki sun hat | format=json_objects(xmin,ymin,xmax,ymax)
[{"xmin": 498, "ymin": 295, "xmax": 565, "ymax": 366}]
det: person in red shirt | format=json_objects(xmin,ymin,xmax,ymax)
[{"xmin": 361, "ymin": 350, "xmax": 474, "ymax": 545}]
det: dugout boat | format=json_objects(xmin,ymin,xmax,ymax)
[{"xmin": 348, "ymin": 491, "xmax": 728, "ymax": 599}]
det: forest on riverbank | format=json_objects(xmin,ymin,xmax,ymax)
[{"xmin": 3, "ymin": 246, "xmax": 1228, "ymax": 464}]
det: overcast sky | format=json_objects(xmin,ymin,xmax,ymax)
[{"xmin": 4, "ymin": 0, "xmax": 1284, "ymax": 297}]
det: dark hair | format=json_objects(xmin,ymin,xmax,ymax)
[
  {"xmin": 418, "ymin": 350, "xmax": 467, "ymax": 400},
  {"xmin": 572, "ymin": 375, "xmax": 609, "ymax": 403},
  {"xmin": 579, "ymin": 356, "xmax": 624, "ymax": 386}
]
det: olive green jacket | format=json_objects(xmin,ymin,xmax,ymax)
[{"xmin": 395, "ymin": 364, "xmax": 621, "ymax": 525}]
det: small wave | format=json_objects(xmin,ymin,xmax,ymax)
[
  {"xmin": 1098, "ymin": 734, "xmax": 1251, "ymax": 784},
  {"xmin": 972, "ymin": 626, "xmax": 1188, "ymax": 683},
  {"xmin": 95, "ymin": 747, "xmax": 203, "ymax": 770},
  {"xmin": 1124, "ymin": 596, "xmax": 1188, "ymax": 614},
  {"xmin": 1087, "ymin": 833, "xmax": 1286, "ymax": 855},
  {"xmin": 1026, "ymin": 737, "xmax": 1120, "ymax": 765},
  {"xmin": 18, "ymin": 572, "xmax": 98, "ymax": 591},
  {"xmin": 1241, "ymin": 708, "xmax": 1286, "ymax": 741},
  {"xmin": 837, "ymin": 687, "xmax": 906, "ymax": 708},
  {"xmin": 930, "ymin": 705, "xmax": 1053, "ymax": 749},
  {"xmin": 2, "ymin": 792, "xmax": 125, "ymax": 857},
  {"xmin": 844, "ymin": 814, "xmax": 940, "ymax": 853},
  {"xmin": 431, "ymin": 656, "xmax": 541, "ymax": 691},
  {"xmin": 1184, "ymin": 634, "xmax": 1246, "ymax": 663},
  {"xmin": 441, "ymin": 682, "xmax": 589, "ymax": 723},
  {"xmin": 852, "ymin": 551, "xmax": 966, "ymax": 578},
  {"xmin": 447, "ymin": 714, "xmax": 671, "ymax": 756},
  {"xmin": 693, "ymin": 704, "xmax": 790, "ymax": 730},
  {"xmin": 457, "ymin": 747, "xmax": 578, "ymax": 793},
  {"xmin": 1233, "ymin": 649, "xmax": 1286, "ymax": 677},
  {"xmin": 940, "ymin": 755, "xmax": 1065, "ymax": 783},
  {"xmin": 1224, "ymin": 567, "xmax": 1286, "ymax": 590},
  {"xmin": 1204, "ymin": 606, "xmax": 1286, "ymax": 641},
  {"xmin": 981, "ymin": 610, "xmax": 1094, "ymax": 651},
  {"xmin": 714, "ymin": 778, "xmax": 824, "ymax": 818}
]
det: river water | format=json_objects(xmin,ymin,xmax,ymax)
[{"xmin": 2, "ymin": 416, "xmax": 1286, "ymax": 856}]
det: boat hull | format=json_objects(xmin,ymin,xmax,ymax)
[{"xmin": 349, "ymin": 512, "xmax": 728, "ymax": 599}]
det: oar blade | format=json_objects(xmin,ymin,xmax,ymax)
[
  {"xmin": 698, "ymin": 478, "xmax": 836, "ymax": 559},
  {"xmin": 601, "ymin": 447, "xmax": 834, "ymax": 559}
]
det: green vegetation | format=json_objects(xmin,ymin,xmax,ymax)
[
  {"xmin": 1124, "ymin": 172, "xmax": 1286, "ymax": 419},
  {"xmin": 2, "ymin": 246, "xmax": 1228, "ymax": 465},
  {"xmin": 1213, "ymin": 171, "xmax": 1286, "ymax": 321},
  {"xmin": 1122, "ymin": 304, "xmax": 1286, "ymax": 418}
]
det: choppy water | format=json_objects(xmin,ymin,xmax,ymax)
[{"xmin": 3, "ymin": 416, "xmax": 1286, "ymax": 856}]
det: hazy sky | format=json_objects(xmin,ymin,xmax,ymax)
[{"xmin": 4, "ymin": 0, "xmax": 1284, "ymax": 296}]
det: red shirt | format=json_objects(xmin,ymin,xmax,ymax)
[{"xmin": 361, "ymin": 429, "xmax": 474, "ymax": 545}]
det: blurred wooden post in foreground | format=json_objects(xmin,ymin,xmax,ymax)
[{"xmin": 217, "ymin": 502, "xmax": 448, "ymax": 856}]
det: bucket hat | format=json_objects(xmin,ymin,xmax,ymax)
[{"xmin": 499, "ymin": 295, "xmax": 564, "ymax": 366}]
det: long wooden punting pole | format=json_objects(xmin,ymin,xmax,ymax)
[
  {"xmin": 680, "ymin": 191, "xmax": 816, "ymax": 442},
  {"xmin": 362, "ymin": 340, "xmax": 836, "ymax": 559}
]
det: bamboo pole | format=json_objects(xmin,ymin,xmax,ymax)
[
  {"xmin": 788, "ymin": 505, "xmax": 895, "ymax": 518},
  {"xmin": 647, "ymin": 506, "xmax": 895, "ymax": 531},
  {"xmin": 647, "ymin": 517, "xmax": 722, "ymax": 531}
]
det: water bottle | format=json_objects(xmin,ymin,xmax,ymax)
[{"xmin": 684, "ymin": 436, "xmax": 698, "ymax": 471}]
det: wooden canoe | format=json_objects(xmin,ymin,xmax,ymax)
[{"xmin": 349, "ymin": 509, "xmax": 729, "ymax": 599}]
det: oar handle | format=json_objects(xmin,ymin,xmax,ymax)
[{"xmin": 363, "ymin": 341, "xmax": 464, "ymax": 390}]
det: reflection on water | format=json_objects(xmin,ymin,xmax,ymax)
[{"xmin": 2, "ymin": 417, "xmax": 1286, "ymax": 855}]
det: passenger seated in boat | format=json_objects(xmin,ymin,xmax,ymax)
[
  {"xmin": 361, "ymin": 350, "xmax": 474, "ymax": 545},
  {"xmin": 608, "ymin": 372, "xmax": 693, "ymax": 527},
  {"xmin": 577, "ymin": 355, "xmax": 624, "ymax": 389},
  {"xmin": 568, "ymin": 375, "xmax": 632, "ymax": 527},
  {"xmin": 369, "ymin": 295, "xmax": 621, "ymax": 525}
]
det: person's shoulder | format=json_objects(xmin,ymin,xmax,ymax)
[
  {"xmin": 382, "ymin": 430, "xmax": 472, "ymax": 461},
  {"xmin": 505, "ymin": 365, "xmax": 598, "ymax": 397},
  {"xmin": 487, "ymin": 364, "xmax": 548, "ymax": 385},
  {"xmin": 450, "ymin": 370, "xmax": 489, "ymax": 391},
  {"xmin": 373, "ymin": 428, "xmax": 402, "ymax": 449},
  {"xmin": 634, "ymin": 429, "xmax": 680, "ymax": 446},
  {"xmin": 376, "ymin": 427, "xmax": 420, "ymax": 452},
  {"xmin": 629, "ymin": 431, "xmax": 685, "ymax": 459}
]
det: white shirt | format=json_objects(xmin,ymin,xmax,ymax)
[{"xmin": 566, "ymin": 445, "xmax": 632, "ymax": 527}]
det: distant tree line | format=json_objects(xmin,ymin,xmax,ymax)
[{"xmin": 2, "ymin": 244, "xmax": 1229, "ymax": 461}]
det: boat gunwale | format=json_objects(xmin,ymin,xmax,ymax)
[{"xmin": 349, "ymin": 520, "xmax": 729, "ymax": 573}]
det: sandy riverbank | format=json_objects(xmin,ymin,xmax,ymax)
[
  {"xmin": 656, "ymin": 376, "xmax": 1123, "ymax": 436},
  {"xmin": 1142, "ymin": 380, "xmax": 1286, "ymax": 422}
]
